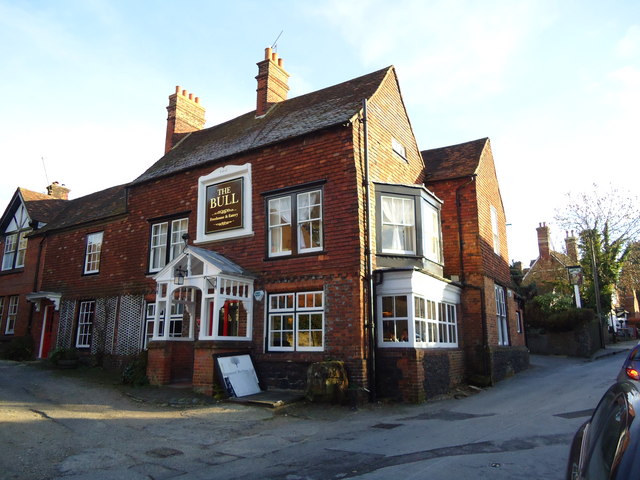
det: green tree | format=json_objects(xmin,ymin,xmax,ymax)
[{"xmin": 555, "ymin": 184, "xmax": 640, "ymax": 320}]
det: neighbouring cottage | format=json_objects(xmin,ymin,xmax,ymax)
[
  {"xmin": 0, "ymin": 183, "xmax": 68, "ymax": 357},
  {"xmin": 0, "ymin": 48, "xmax": 527, "ymax": 402},
  {"xmin": 422, "ymin": 138, "xmax": 528, "ymax": 385},
  {"xmin": 522, "ymin": 222, "xmax": 579, "ymax": 294}
]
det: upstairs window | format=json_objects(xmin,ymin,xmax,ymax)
[
  {"xmin": 2, "ymin": 231, "xmax": 28, "ymax": 271},
  {"xmin": 2, "ymin": 202, "xmax": 30, "ymax": 271},
  {"xmin": 392, "ymin": 137, "xmax": 407, "ymax": 160},
  {"xmin": 381, "ymin": 196, "xmax": 415, "ymax": 254},
  {"xmin": 149, "ymin": 218, "xmax": 188, "ymax": 272},
  {"xmin": 422, "ymin": 203, "xmax": 442, "ymax": 263},
  {"xmin": 491, "ymin": 205, "xmax": 500, "ymax": 255},
  {"xmin": 267, "ymin": 188, "xmax": 323, "ymax": 258},
  {"xmin": 84, "ymin": 232, "xmax": 103, "ymax": 274}
]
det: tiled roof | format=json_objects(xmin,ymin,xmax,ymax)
[
  {"xmin": 421, "ymin": 138, "xmax": 489, "ymax": 182},
  {"xmin": 19, "ymin": 188, "xmax": 68, "ymax": 224},
  {"xmin": 133, "ymin": 67, "xmax": 393, "ymax": 184},
  {"xmin": 35, "ymin": 184, "xmax": 128, "ymax": 234}
]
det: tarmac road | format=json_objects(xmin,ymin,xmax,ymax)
[{"xmin": 0, "ymin": 342, "xmax": 634, "ymax": 480}]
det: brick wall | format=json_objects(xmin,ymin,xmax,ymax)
[{"xmin": 376, "ymin": 347, "xmax": 466, "ymax": 403}]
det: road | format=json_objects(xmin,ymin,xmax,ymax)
[{"xmin": 0, "ymin": 351, "xmax": 628, "ymax": 480}]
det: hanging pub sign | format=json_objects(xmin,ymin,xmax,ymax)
[{"xmin": 205, "ymin": 178, "xmax": 243, "ymax": 234}]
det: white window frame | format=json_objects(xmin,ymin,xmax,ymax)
[
  {"xmin": 491, "ymin": 205, "xmax": 500, "ymax": 255},
  {"xmin": 296, "ymin": 190, "xmax": 323, "ymax": 254},
  {"xmin": 84, "ymin": 232, "xmax": 103, "ymax": 274},
  {"xmin": 5, "ymin": 295, "xmax": 18, "ymax": 335},
  {"xmin": 392, "ymin": 137, "xmax": 407, "ymax": 160},
  {"xmin": 268, "ymin": 197, "xmax": 292, "ymax": 257},
  {"xmin": 381, "ymin": 294, "xmax": 458, "ymax": 348},
  {"xmin": 196, "ymin": 163, "xmax": 253, "ymax": 244},
  {"xmin": 381, "ymin": 295, "xmax": 410, "ymax": 343},
  {"xmin": 267, "ymin": 189, "xmax": 323, "ymax": 258},
  {"xmin": 495, "ymin": 285, "xmax": 509, "ymax": 346},
  {"xmin": 422, "ymin": 202, "xmax": 442, "ymax": 263},
  {"xmin": 381, "ymin": 196, "xmax": 416, "ymax": 255},
  {"xmin": 75, "ymin": 300, "xmax": 95, "ymax": 348},
  {"xmin": 268, "ymin": 291, "xmax": 324, "ymax": 352},
  {"xmin": 149, "ymin": 218, "xmax": 188, "ymax": 272},
  {"xmin": 2, "ymin": 233, "xmax": 17, "ymax": 271}
]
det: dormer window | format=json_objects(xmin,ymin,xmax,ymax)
[{"xmin": 2, "ymin": 203, "xmax": 30, "ymax": 271}]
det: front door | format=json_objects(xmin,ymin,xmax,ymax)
[{"xmin": 39, "ymin": 305, "xmax": 54, "ymax": 359}]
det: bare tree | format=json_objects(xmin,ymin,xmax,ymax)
[
  {"xmin": 555, "ymin": 184, "xmax": 640, "ymax": 315},
  {"xmin": 555, "ymin": 184, "xmax": 640, "ymax": 250}
]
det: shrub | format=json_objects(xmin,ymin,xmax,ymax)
[
  {"xmin": 48, "ymin": 347, "xmax": 80, "ymax": 364},
  {"xmin": 1, "ymin": 336, "xmax": 34, "ymax": 361},
  {"xmin": 526, "ymin": 302, "xmax": 595, "ymax": 333},
  {"xmin": 121, "ymin": 350, "xmax": 149, "ymax": 386}
]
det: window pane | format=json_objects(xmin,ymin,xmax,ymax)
[
  {"xmin": 170, "ymin": 219, "xmax": 188, "ymax": 261},
  {"xmin": 298, "ymin": 190, "xmax": 323, "ymax": 253},
  {"xmin": 269, "ymin": 197, "xmax": 292, "ymax": 256},
  {"xmin": 381, "ymin": 196, "xmax": 415, "ymax": 254},
  {"xmin": 84, "ymin": 232, "xmax": 103, "ymax": 274}
]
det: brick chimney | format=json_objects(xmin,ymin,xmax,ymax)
[
  {"xmin": 46, "ymin": 182, "xmax": 70, "ymax": 200},
  {"xmin": 165, "ymin": 86, "xmax": 206, "ymax": 154},
  {"xmin": 255, "ymin": 47, "xmax": 290, "ymax": 117},
  {"xmin": 565, "ymin": 230, "xmax": 579, "ymax": 263},
  {"xmin": 536, "ymin": 222, "xmax": 551, "ymax": 259}
]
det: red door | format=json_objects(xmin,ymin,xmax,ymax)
[{"xmin": 40, "ymin": 305, "xmax": 54, "ymax": 359}]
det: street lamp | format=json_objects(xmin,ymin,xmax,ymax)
[{"xmin": 174, "ymin": 266, "xmax": 187, "ymax": 285}]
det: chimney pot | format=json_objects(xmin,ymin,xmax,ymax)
[
  {"xmin": 255, "ymin": 47, "xmax": 290, "ymax": 116},
  {"xmin": 164, "ymin": 86, "xmax": 206, "ymax": 154}
]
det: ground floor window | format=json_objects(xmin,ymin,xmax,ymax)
[
  {"xmin": 5, "ymin": 295, "xmax": 18, "ymax": 335},
  {"xmin": 380, "ymin": 294, "xmax": 458, "ymax": 348},
  {"xmin": 495, "ymin": 285, "xmax": 509, "ymax": 346},
  {"xmin": 268, "ymin": 291, "xmax": 324, "ymax": 352},
  {"xmin": 75, "ymin": 300, "xmax": 95, "ymax": 348}
]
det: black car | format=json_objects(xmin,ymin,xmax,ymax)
[
  {"xmin": 567, "ymin": 381, "xmax": 640, "ymax": 479},
  {"xmin": 616, "ymin": 343, "xmax": 640, "ymax": 385}
]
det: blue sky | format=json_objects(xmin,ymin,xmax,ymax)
[{"xmin": 1, "ymin": 0, "xmax": 638, "ymax": 264}]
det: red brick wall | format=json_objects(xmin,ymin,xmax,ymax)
[{"xmin": 0, "ymin": 235, "xmax": 46, "ymax": 341}]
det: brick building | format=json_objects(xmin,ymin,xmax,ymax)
[
  {"xmin": 522, "ymin": 222, "xmax": 578, "ymax": 294},
  {"xmin": 0, "ymin": 184, "xmax": 68, "ymax": 357},
  {"xmin": 0, "ymin": 48, "xmax": 527, "ymax": 401},
  {"xmin": 422, "ymin": 138, "xmax": 528, "ymax": 384}
]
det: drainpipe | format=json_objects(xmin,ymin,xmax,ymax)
[
  {"xmin": 362, "ymin": 98, "xmax": 376, "ymax": 402},
  {"xmin": 27, "ymin": 232, "xmax": 47, "ymax": 335},
  {"xmin": 455, "ymin": 175, "xmax": 491, "ymax": 382}
]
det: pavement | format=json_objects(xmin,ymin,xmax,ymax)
[{"xmin": 590, "ymin": 338, "xmax": 637, "ymax": 361}]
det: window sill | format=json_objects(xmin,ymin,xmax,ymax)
[
  {"xmin": 0, "ymin": 268, "xmax": 25, "ymax": 276},
  {"xmin": 264, "ymin": 250, "xmax": 327, "ymax": 262}
]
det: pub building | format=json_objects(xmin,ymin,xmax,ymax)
[{"xmin": 2, "ymin": 48, "xmax": 527, "ymax": 403}]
